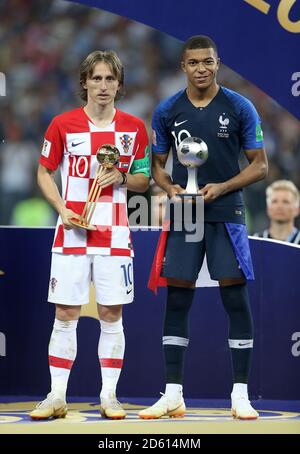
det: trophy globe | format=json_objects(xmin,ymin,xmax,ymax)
[{"xmin": 177, "ymin": 137, "xmax": 208, "ymax": 195}]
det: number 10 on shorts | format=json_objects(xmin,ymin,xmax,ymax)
[{"xmin": 121, "ymin": 263, "xmax": 133, "ymax": 288}]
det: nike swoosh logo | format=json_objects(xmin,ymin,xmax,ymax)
[
  {"xmin": 126, "ymin": 289, "xmax": 132, "ymax": 295},
  {"xmin": 174, "ymin": 120, "xmax": 188, "ymax": 127},
  {"xmin": 71, "ymin": 141, "xmax": 85, "ymax": 147},
  {"xmin": 238, "ymin": 342, "xmax": 252, "ymax": 346}
]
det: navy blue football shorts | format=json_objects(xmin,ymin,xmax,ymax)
[{"xmin": 161, "ymin": 222, "xmax": 254, "ymax": 282}]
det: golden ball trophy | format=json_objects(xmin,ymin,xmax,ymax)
[{"xmin": 69, "ymin": 144, "xmax": 120, "ymax": 230}]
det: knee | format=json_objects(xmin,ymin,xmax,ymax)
[
  {"xmin": 100, "ymin": 317, "xmax": 123, "ymax": 334},
  {"xmin": 55, "ymin": 304, "xmax": 80, "ymax": 321},
  {"xmin": 219, "ymin": 282, "xmax": 250, "ymax": 314},
  {"xmin": 219, "ymin": 277, "xmax": 246, "ymax": 287},
  {"xmin": 167, "ymin": 278, "xmax": 195, "ymax": 289},
  {"xmin": 98, "ymin": 304, "xmax": 122, "ymax": 322},
  {"xmin": 166, "ymin": 285, "xmax": 195, "ymax": 314}
]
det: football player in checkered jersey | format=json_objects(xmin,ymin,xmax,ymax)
[{"xmin": 30, "ymin": 50, "xmax": 150, "ymax": 420}]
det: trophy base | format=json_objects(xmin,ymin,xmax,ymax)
[{"xmin": 69, "ymin": 218, "xmax": 97, "ymax": 231}]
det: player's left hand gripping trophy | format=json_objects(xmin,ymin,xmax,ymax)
[{"xmin": 69, "ymin": 144, "xmax": 120, "ymax": 230}]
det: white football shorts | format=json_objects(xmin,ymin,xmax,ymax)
[{"xmin": 48, "ymin": 253, "xmax": 134, "ymax": 306}]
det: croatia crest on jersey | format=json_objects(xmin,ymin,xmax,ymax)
[
  {"xmin": 120, "ymin": 134, "xmax": 133, "ymax": 153},
  {"xmin": 50, "ymin": 277, "xmax": 57, "ymax": 293}
]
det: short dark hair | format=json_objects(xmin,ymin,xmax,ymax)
[
  {"xmin": 79, "ymin": 50, "xmax": 125, "ymax": 101},
  {"xmin": 181, "ymin": 35, "xmax": 218, "ymax": 59}
]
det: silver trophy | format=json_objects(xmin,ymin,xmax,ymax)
[{"xmin": 176, "ymin": 136, "xmax": 208, "ymax": 196}]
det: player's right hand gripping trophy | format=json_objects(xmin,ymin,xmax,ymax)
[{"xmin": 69, "ymin": 144, "xmax": 120, "ymax": 230}]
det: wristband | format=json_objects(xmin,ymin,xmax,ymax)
[{"xmin": 119, "ymin": 170, "xmax": 127, "ymax": 186}]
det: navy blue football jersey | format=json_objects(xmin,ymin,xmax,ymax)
[{"xmin": 152, "ymin": 87, "xmax": 264, "ymax": 223}]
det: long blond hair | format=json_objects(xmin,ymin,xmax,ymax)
[{"xmin": 79, "ymin": 50, "xmax": 124, "ymax": 101}]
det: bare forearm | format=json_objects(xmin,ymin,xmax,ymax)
[
  {"xmin": 152, "ymin": 165, "xmax": 174, "ymax": 194},
  {"xmin": 221, "ymin": 160, "xmax": 268, "ymax": 195},
  {"xmin": 37, "ymin": 164, "xmax": 80, "ymax": 229},
  {"xmin": 201, "ymin": 147, "xmax": 268, "ymax": 202},
  {"xmin": 126, "ymin": 173, "xmax": 150, "ymax": 193},
  {"xmin": 37, "ymin": 169, "xmax": 65, "ymax": 216}
]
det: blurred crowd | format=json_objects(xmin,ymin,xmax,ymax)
[{"xmin": 0, "ymin": 0, "xmax": 299, "ymax": 231}]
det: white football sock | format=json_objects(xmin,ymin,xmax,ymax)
[
  {"xmin": 231, "ymin": 382, "xmax": 248, "ymax": 397},
  {"xmin": 99, "ymin": 318, "xmax": 125, "ymax": 399},
  {"xmin": 49, "ymin": 318, "xmax": 78, "ymax": 401},
  {"xmin": 165, "ymin": 383, "xmax": 183, "ymax": 401}
]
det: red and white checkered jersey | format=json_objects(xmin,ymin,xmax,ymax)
[{"xmin": 39, "ymin": 107, "xmax": 149, "ymax": 256}]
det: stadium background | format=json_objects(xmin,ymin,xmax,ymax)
[
  {"xmin": 0, "ymin": 0, "xmax": 299, "ymax": 410},
  {"xmin": 0, "ymin": 0, "xmax": 300, "ymax": 232}
]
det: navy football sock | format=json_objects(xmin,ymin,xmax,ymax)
[
  {"xmin": 220, "ymin": 283, "xmax": 253, "ymax": 383},
  {"xmin": 163, "ymin": 286, "xmax": 195, "ymax": 384}
]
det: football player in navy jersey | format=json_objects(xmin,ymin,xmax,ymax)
[{"xmin": 139, "ymin": 35, "xmax": 268, "ymax": 420}]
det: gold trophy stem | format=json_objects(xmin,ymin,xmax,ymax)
[
  {"xmin": 80, "ymin": 166, "xmax": 104, "ymax": 223},
  {"xmin": 86, "ymin": 184, "xmax": 102, "ymax": 225},
  {"xmin": 70, "ymin": 166, "xmax": 105, "ymax": 230},
  {"xmin": 69, "ymin": 143, "xmax": 120, "ymax": 230}
]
